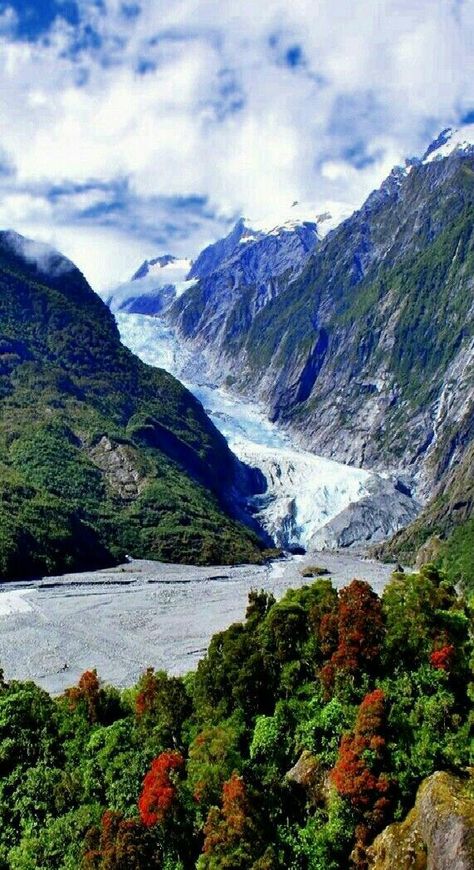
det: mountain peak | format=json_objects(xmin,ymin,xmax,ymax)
[
  {"xmin": 131, "ymin": 254, "xmax": 192, "ymax": 282},
  {"xmin": 421, "ymin": 124, "xmax": 474, "ymax": 163}
]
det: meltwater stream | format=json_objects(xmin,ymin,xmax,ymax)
[{"xmin": 116, "ymin": 312, "xmax": 372, "ymax": 549}]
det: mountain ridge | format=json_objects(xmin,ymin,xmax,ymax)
[
  {"xmin": 0, "ymin": 231, "xmax": 268, "ymax": 578},
  {"xmin": 107, "ymin": 126, "xmax": 474, "ymax": 574}
]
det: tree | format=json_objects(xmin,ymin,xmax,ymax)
[
  {"xmin": 65, "ymin": 670, "xmax": 101, "ymax": 724},
  {"xmin": 138, "ymin": 752, "xmax": 184, "ymax": 828},
  {"xmin": 187, "ymin": 722, "xmax": 242, "ymax": 813},
  {"xmin": 82, "ymin": 809, "xmax": 158, "ymax": 869},
  {"xmin": 382, "ymin": 566, "xmax": 463, "ymax": 667},
  {"xmin": 198, "ymin": 773, "xmax": 261, "ymax": 869},
  {"xmin": 134, "ymin": 668, "xmax": 190, "ymax": 748},
  {"xmin": 320, "ymin": 581, "xmax": 385, "ymax": 692},
  {"xmin": 430, "ymin": 644, "xmax": 455, "ymax": 671},
  {"xmin": 331, "ymin": 689, "xmax": 391, "ymax": 867}
]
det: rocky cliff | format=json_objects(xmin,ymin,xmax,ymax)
[
  {"xmin": 168, "ymin": 129, "xmax": 474, "ymax": 504},
  {"xmin": 367, "ymin": 770, "xmax": 474, "ymax": 870}
]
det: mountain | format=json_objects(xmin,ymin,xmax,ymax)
[
  {"xmin": 105, "ymin": 127, "xmax": 473, "ymax": 574},
  {"xmin": 167, "ymin": 126, "xmax": 474, "ymax": 506},
  {"xmin": 0, "ymin": 231, "xmax": 268, "ymax": 579},
  {"xmin": 106, "ymin": 255, "xmax": 194, "ymax": 316},
  {"xmin": 169, "ymin": 215, "xmax": 319, "ymax": 364}
]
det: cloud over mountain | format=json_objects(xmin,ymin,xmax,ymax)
[{"xmin": 0, "ymin": 0, "xmax": 472, "ymax": 288}]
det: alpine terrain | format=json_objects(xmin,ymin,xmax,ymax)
[{"xmin": 108, "ymin": 125, "xmax": 474, "ymax": 574}]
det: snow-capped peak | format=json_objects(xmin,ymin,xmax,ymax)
[
  {"xmin": 132, "ymin": 255, "xmax": 192, "ymax": 282},
  {"xmin": 105, "ymin": 254, "xmax": 195, "ymax": 313},
  {"xmin": 422, "ymin": 124, "xmax": 474, "ymax": 163},
  {"xmin": 241, "ymin": 200, "xmax": 351, "ymax": 241}
]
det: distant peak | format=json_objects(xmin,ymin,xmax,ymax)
[
  {"xmin": 421, "ymin": 124, "xmax": 474, "ymax": 163},
  {"xmin": 132, "ymin": 255, "xmax": 192, "ymax": 282}
]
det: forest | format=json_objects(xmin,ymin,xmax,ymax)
[{"xmin": 0, "ymin": 564, "xmax": 471, "ymax": 869}]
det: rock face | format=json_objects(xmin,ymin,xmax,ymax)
[
  {"xmin": 165, "ymin": 127, "xmax": 474, "ymax": 505},
  {"xmin": 169, "ymin": 217, "xmax": 319, "ymax": 374},
  {"xmin": 286, "ymin": 750, "xmax": 326, "ymax": 805},
  {"xmin": 375, "ymin": 438, "xmax": 474, "ymax": 563},
  {"xmin": 367, "ymin": 771, "xmax": 474, "ymax": 870},
  {"xmin": 310, "ymin": 476, "xmax": 420, "ymax": 550},
  {"xmin": 88, "ymin": 436, "xmax": 146, "ymax": 500}
]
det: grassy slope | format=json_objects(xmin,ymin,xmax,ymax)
[{"xmin": 0, "ymin": 236, "xmax": 265, "ymax": 578}]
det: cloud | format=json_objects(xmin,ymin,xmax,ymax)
[{"xmin": 0, "ymin": 0, "xmax": 472, "ymax": 289}]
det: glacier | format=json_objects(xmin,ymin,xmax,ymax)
[
  {"xmin": 108, "ymin": 202, "xmax": 420, "ymax": 552},
  {"xmin": 115, "ymin": 312, "xmax": 373, "ymax": 550}
]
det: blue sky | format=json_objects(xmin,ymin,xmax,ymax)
[{"xmin": 0, "ymin": 0, "xmax": 472, "ymax": 289}]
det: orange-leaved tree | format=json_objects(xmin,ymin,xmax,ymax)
[
  {"xmin": 138, "ymin": 751, "xmax": 184, "ymax": 827},
  {"xmin": 331, "ymin": 688, "xmax": 391, "ymax": 867}
]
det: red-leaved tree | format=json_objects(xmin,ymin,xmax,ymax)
[
  {"xmin": 138, "ymin": 751, "xmax": 184, "ymax": 827},
  {"xmin": 65, "ymin": 669, "xmax": 101, "ymax": 723},
  {"xmin": 135, "ymin": 667, "xmax": 159, "ymax": 719},
  {"xmin": 331, "ymin": 688, "xmax": 391, "ymax": 867},
  {"xmin": 320, "ymin": 580, "xmax": 385, "ymax": 691},
  {"xmin": 430, "ymin": 644, "xmax": 455, "ymax": 671}
]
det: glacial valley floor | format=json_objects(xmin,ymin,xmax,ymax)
[{"xmin": 0, "ymin": 553, "xmax": 398, "ymax": 693}]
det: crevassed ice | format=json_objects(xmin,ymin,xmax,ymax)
[{"xmin": 115, "ymin": 313, "xmax": 371, "ymax": 549}]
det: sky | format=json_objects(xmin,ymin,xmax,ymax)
[{"xmin": 0, "ymin": 0, "xmax": 473, "ymax": 290}]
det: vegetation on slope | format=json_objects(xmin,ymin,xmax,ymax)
[
  {"xmin": 0, "ymin": 566, "xmax": 471, "ymax": 868},
  {"xmin": 375, "ymin": 442, "xmax": 474, "ymax": 596},
  {"xmin": 0, "ymin": 233, "xmax": 265, "ymax": 578}
]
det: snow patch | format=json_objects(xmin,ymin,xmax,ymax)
[
  {"xmin": 423, "ymin": 124, "xmax": 474, "ymax": 163},
  {"xmin": 105, "ymin": 257, "xmax": 196, "ymax": 312},
  {"xmin": 244, "ymin": 200, "xmax": 352, "ymax": 240}
]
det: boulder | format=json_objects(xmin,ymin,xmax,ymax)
[{"xmin": 367, "ymin": 771, "xmax": 474, "ymax": 869}]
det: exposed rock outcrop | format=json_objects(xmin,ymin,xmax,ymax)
[
  {"xmin": 309, "ymin": 476, "xmax": 420, "ymax": 550},
  {"xmin": 286, "ymin": 750, "xmax": 327, "ymax": 805},
  {"xmin": 88, "ymin": 436, "xmax": 147, "ymax": 500},
  {"xmin": 367, "ymin": 771, "xmax": 474, "ymax": 870}
]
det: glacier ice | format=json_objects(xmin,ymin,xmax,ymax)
[{"xmin": 115, "ymin": 312, "xmax": 372, "ymax": 550}]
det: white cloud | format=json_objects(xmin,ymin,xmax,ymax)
[{"xmin": 0, "ymin": 0, "xmax": 472, "ymax": 289}]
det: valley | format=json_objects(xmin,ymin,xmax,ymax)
[
  {"xmin": 0, "ymin": 552, "xmax": 398, "ymax": 694},
  {"xmin": 113, "ymin": 309, "xmax": 418, "ymax": 552}
]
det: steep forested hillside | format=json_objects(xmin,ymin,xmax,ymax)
[
  {"xmin": 0, "ymin": 232, "xmax": 266, "ymax": 578},
  {"xmin": 0, "ymin": 566, "xmax": 471, "ymax": 868}
]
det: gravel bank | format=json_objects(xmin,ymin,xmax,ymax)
[{"xmin": 0, "ymin": 553, "xmax": 398, "ymax": 693}]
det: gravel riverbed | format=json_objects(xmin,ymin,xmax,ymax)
[{"xmin": 0, "ymin": 553, "xmax": 398, "ymax": 693}]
